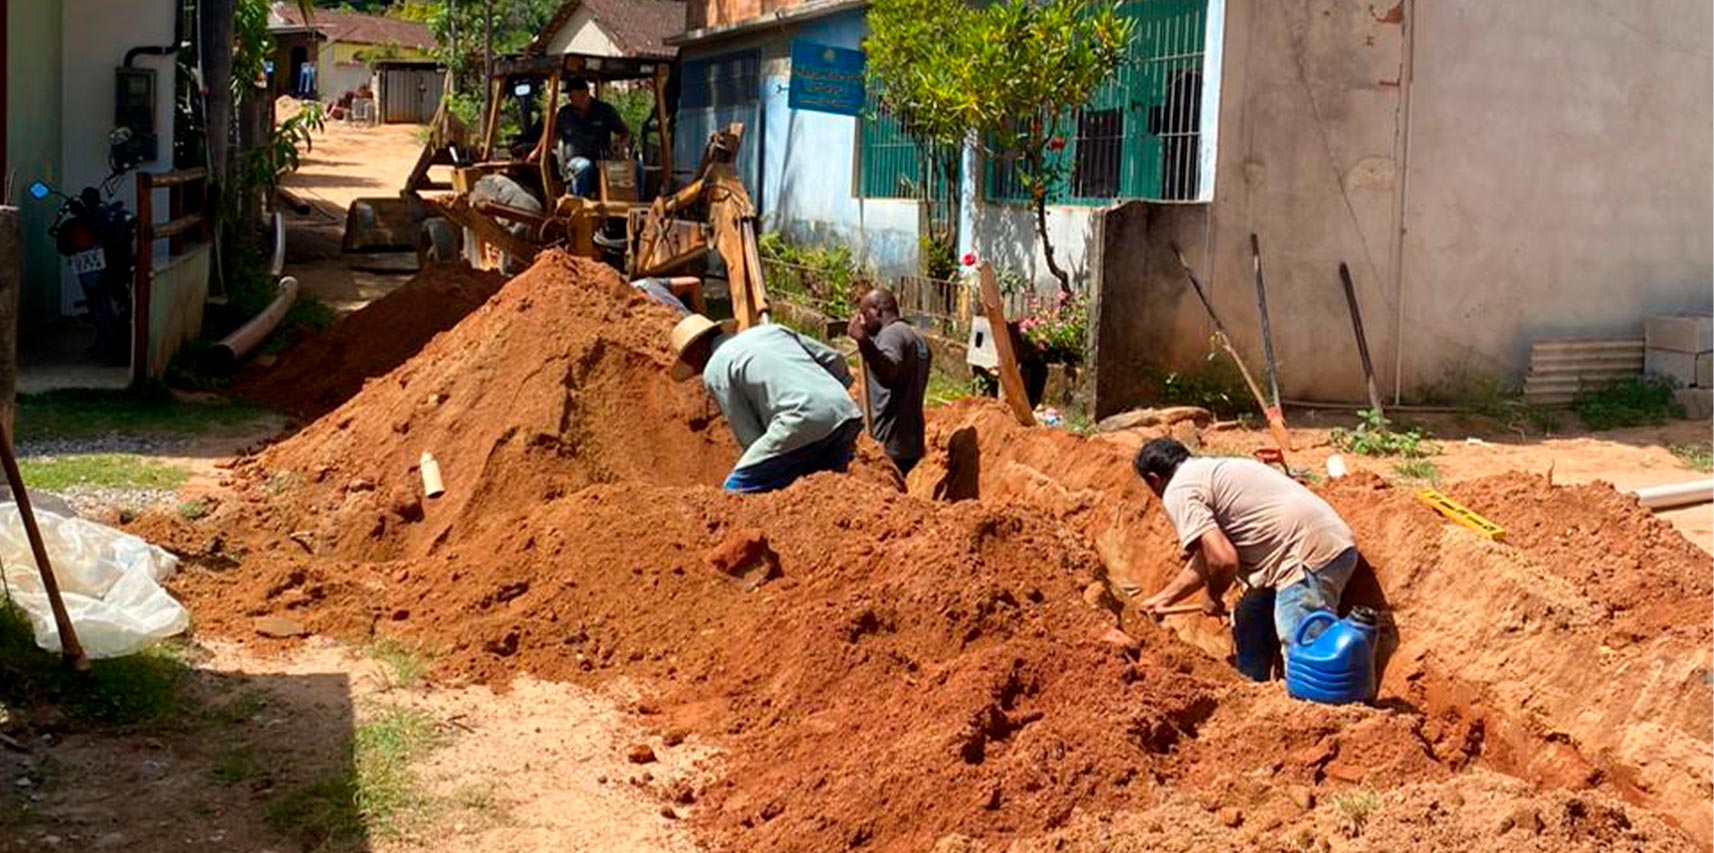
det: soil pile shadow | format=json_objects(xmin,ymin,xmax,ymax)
[{"xmin": 234, "ymin": 263, "xmax": 508, "ymax": 419}]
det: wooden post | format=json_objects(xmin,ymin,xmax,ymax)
[
  {"xmin": 653, "ymin": 65, "xmax": 673, "ymax": 190},
  {"xmin": 0, "ymin": 422, "xmax": 87, "ymax": 669},
  {"xmin": 132, "ymin": 172, "xmax": 154, "ymax": 387},
  {"xmin": 0, "ymin": 207, "xmax": 17, "ymax": 438},
  {"xmin": 977, "ymin": 263, "xmax": 1035, "ymax": 427}
]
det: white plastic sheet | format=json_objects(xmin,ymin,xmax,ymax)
[{"xmin": 0, "ymin": 504, "xmax": 189, "ymax": 657}]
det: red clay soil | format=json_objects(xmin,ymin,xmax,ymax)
[
  {"xmin": 235, "ymin": 263, "xmax": 508, "ymax": 419},
  {"xmin": 211, "ymin": 251, "xmax": 740, "ymax": 563},
  {"xmin": 135, "ymin": 253, "xmax": 1706, "ymax": 851},
  {"xmin": 912, "ymin": 402, "xmax": 1713, "ymax": 846}
]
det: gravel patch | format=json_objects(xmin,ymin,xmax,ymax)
[
  {"xmin": 53, "ymin": 485, "xmax": 181, "ymax": 517},
  {"xmin": 17, "ymin": 434, "xmax": 196, "ymax": 458}
]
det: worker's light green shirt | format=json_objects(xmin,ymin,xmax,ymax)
[{"xmin": 702, "ymin": 325, "xmax": 863, "ymax": 471}]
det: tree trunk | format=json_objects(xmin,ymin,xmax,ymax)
[
  {"xmin": 1027, "ymin": 148, "xmax": 1071, "ymax": 293},
  {"xmin": 200, "ymin": 0, "xmax": 235, "ymax": 192}
]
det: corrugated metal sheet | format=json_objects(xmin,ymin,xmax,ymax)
[
  {"xmin": 1522, "ymin": 338, "xmax": 1644, "ymax": 405},
  {"xmin": 380, "ymin": 68, "xmax": 443, "ymax": 124}
]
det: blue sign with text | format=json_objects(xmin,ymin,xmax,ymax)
[{"xmin": 789, "ymin": 40, "xmax": 866, "ymax": 116}]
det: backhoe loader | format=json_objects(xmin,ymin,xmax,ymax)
[{"xmin": 350, "ymin": 52, "xmax": 770, "ymax": 328}]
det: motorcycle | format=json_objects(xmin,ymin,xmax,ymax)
[{"xmin": 30, "ymin": 145, "xmax": 139, "ymax": 366}]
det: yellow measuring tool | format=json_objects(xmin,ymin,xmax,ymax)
[{"xmin": 1415, "ymin": 488, "xmax": 1506, "ymax": 542}]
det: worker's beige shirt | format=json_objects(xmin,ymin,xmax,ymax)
[{"xmin": 1160, "ymin": 457, "xmax": 1355, "ymax": 590}]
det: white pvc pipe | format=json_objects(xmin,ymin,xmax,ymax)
[
  {"xmin": 269, "ymin": 211, "xmax": 286, "ymax": 277},
  {"xmin": 213, "ymin": 276, "xmax": 299, "ymax": 364},
  {"xmin": 1633, "ymin": 479, "xmax": 1714, "ymax": 510}
]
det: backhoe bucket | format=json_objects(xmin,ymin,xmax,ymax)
[{"xmin": 342, "ymin": 196, "xmax": 428, "ymax": 253}]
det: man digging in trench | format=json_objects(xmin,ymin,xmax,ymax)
[
  {"xmin": 1134, "ymin": 438, "xmax": 1359, "ymax": 681},
  {"xmin": 668, "ymin": 315, "xmax": 864, "ymax": 493}
]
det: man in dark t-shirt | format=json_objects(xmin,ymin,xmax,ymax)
[
  {"xmin": 550, "ymin": 77, "xmax": 628, "ymax": 197},
  {"xmin": 849, "ymin": 289, "xmax": 932, "ymax": 476}
]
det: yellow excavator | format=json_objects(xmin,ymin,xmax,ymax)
[{"xmin": 346, "ymin": 52, "xmax": 769, "ymax": 328}]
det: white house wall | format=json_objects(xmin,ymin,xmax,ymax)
[
  {"xmin": 545, "ymin": 6, "xmax": 623, "ymax": 56},
  {"xmin": 59, "ymin": 0, "xmax": 177, "ymax": 315}
]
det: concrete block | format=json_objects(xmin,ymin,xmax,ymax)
[
  {"xmin": 1676, "ymin": 388, "xmax": 1713, "ymax": 421},
  {"xmin": 1699, "ymin": 352, "xmax": 1712, "ymax": 388},
  {"xmin": 1645, "ymin": 349, "xmax": 1700, "ymax": 386},
  {"xmin": 1644, "ymin": 313, "xmax": 1714, "ymax": 353}
]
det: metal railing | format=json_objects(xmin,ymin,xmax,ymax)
[{"xmin": 133, "ymin": 167, "xmax": 211, "ymax": 384}]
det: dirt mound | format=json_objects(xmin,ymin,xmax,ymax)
[
  {"xmin": 138, "ymin": 269, "xmax": 1706, "ymax": 849},
  {"xmin": 217, "ymin": 251, "xmax": 740, "ymax": 562},
  {"xmin": 1026, "ymin": 768, "xmax": 1699, "ymax": 852},
  {"xmin": 1445, "ymin": 474, "xmax": 1713, "ymax": 635},
  {"xmin": 236, "ymin": 263, "xmax": 508, "ymax": 419},
  {"xmin": 912, "ymin": 401, "xmax": 1713, "ymax": 845},
  {"xmin": 164, "ymin": 474, "xmax": 1531, "ymax": 850}
]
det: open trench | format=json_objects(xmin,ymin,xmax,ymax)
[
  {"xmin": 149, "ymin": 252, "xmax": 1708, "ymax": 850},
  {"xmin": 911, "ymin": 401, "xmax": 1714, "ymax": 846}
]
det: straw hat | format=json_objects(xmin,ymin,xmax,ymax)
[{"xmin": 668, "ymin": 314, "xmax": 731, "ymax": 381}]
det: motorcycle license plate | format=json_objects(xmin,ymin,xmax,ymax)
[{"xmin": 70, "ymin": 248, "xmax": 106, "ymax": 275}]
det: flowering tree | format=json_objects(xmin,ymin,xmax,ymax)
[{"xmin": 865, "ymin": 0, "xmax": 1129, "ymax": 292}]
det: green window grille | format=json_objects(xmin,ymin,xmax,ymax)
[
  {"xmin": 857, "ymin": 104, "xmax": 959, "ymax": 203},
  {"xmin": 984, "ymin": 0, "xmax": 1207, "ymax": 206}
]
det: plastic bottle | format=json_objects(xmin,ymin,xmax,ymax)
[{"xmin": 1284, "ymin": 606, "xmax": 1379, "ymax": 705}]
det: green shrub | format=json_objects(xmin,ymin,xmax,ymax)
[
  {"xmin": 1573, "ymin": 376, "xmax": 1683, "ymax": 430},
  {"xmin": 1330, "ymin": 409, "xmax": 1433, "ymax": 458}
]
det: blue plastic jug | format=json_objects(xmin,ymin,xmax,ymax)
[{"xmin": 1284, "ymin": 606, "xmax": 1379, "ymax": 705}]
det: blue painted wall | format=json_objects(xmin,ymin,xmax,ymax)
[{"xmin": 677, "ymin": 9, "xmax": 921, "ymax": 279}]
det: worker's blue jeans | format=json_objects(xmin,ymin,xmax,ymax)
[
  {"xmin": 565, "ymin": 157, "xmax": 596, "ymax": 198},
  {"xmin": 723, "ymin": 419, "xmax": 862, "ymax": 494},
  {"xmin": 1231, "ymin": 547, "xmax": 1359, "ymax": 682}
]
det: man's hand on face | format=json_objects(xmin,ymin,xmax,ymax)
[{"xmin": 847, "ymin": 314, "xmax": 869, "ymax": 343}]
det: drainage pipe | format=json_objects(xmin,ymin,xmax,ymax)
[
  {"xmin": 1633, "ymin": 480, "xmax": 1714, "ymax": 510},
  {"xmin": 213, "ymin": 276, "xmax": 298, "ymax": 365},
  {"xmin": 269, "ymin": 210, "xmax": 286, "ymax": 276}
]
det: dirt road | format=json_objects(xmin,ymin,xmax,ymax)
[{"xmin": 280, "ymin": 121, "xmax": 430, "ymax": 315}]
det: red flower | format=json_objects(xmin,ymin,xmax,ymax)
[
  {"xmin": 1047, "ymin": 137, "xmax": 1066, "ymax": 152},
  {"xmin": 961, "ymin": 252, "xmax": 977, "ymax": 266}
]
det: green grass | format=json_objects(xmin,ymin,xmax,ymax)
[
  {"xmin": 369, "ymin": 637, "xmax": 431, "ymax": 691},
  {"xmin": 1391, "ymin": 459, "xmax": 1440, "ymax": 484},
  {"xmin": 259, "ymin": 298, "xmax": 339, "ymax": 356},
  {"xmin": 16, "ymin": 454, "xmax": 191, "ymax": 493},
  {"xmin": 1573, "ymin": 375, "xmax": 1683, "ymax": 431},
  {"xmin": 1671, "ymin": 443, "xmax": 1713, "ymax": 473},
  {"xmin": 0, "ymin": 601, "xmax": 190, "ymax": 728},
  {"xmin": 16, "ymin": 388, "xmax": 269, "ymax": 443},
  {"xmin": 1332, "ymin": 787, "xmax": 1381, "ymax": 837},
  {"xmin": 926, "ymin": 369, "xmax": 977, "ymax": 409},
  {"xmin": 1330, "ymin": 409, "xmax": 1434, "ymax": 459},
  {"xmin": 267, "ymin": 704, "xmax": 443, "ymax": 847},
  {"xmin": 177, "ymin": 500, "xmax": 210, "ymax": 520}
]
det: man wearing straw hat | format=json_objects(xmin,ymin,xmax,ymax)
[{"xmin": 668, "ymin": 315, "xmax": 863, "ymax": 493}]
